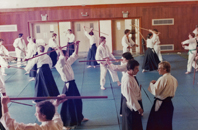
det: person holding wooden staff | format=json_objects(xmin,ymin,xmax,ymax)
[
  {"xmin": 146, "ymin": 61, "xmax": 178, "ymax": 130},
  {"xmin": 55, "ymin": 41, "xmax": 88, "ymax": 129},
  {"xmin": 1, "ymin": 94, "xmax": 67, "ymax": 130},
  {"xmin": 181, "ymin": 32, "xmax": 198, "ymax": 74},
  {"xmin": 47, "ymin": 33, "xmax": 58, "ymax": 67},
  {"xmin": 142, "ymin": 30, "xmax": 160, "ymax": 72},
  {"xmin": 122, "ymin": 29, "xmax": 138, "ymax": 53},
  {"xmin": 25, "ymin": 37, "xmax": 37, "ymax": 81},
  {"xmin": 0, "ymin": 39, "xmax": 10, "ymax": 76},
  {"xmin": 65, "ymin": 29, "xmax": 75, "ymax": 57},
  {"xmin": 24, "ymin": 45, "xmax": 60, "ymax": 102},
  {"xmin": 95, "ymin": 36, "xmax": 121, "ymax": 90},
  {"xmin": 153, "ymin": 29, "xmax": 163, "ymax": 62},
  {"xmin": 13, "ymin": 33, "xmax": 27, "ymax": 67},
  {"xmin": 83, "ymin": 26, "xmax": 99, "ymax": 68}
]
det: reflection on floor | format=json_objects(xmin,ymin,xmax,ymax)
[{"xmin": 3, "ymin": 53, "xmax": 198, "ymax": 130}]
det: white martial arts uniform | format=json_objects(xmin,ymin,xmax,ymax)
[
  {"xmin": 122, "ymin": 35, "xmax": 135, "ymax": 53},
  {"xmin": 55, "ymin": 53, "xmax": 78, "ymax": 88},
  {"xmin": 95, "ymin": 44, "xmax": 119, "ymax": 86},
  {"xmin": 13, "ymin": 38, "xmax": 26, "ymax": 67},
  {"xmin": 182, "ymin": 38, "xmax": 198, "ymax": 72},
  {"xmin": 148, "ymin": 73, "xmax": 178, "ymax": 111},
  {"xmin": 147, "ymin": 33, "xmax": 156, "ymax": 49},
  {"xmin": 26, "ymin": 41, "xmax": 37, "ymax": 59},
  {"xmin": 121, "ymin": 73, "xmax": 142, "ymax": 111},
  {"xmin": 154, "ymin": 35, "xmax": 163, "ymax": 61},
  {"xmin": 0, "ymin": 45, "xmax": 9, "ymax": 74},
  {"xmin": 108, "ymin": 62, "xmax": 127, "ymax": 76},
  {"xmin": 0, "ymin": 56, "xmax": 8, "ymax": 93},
  {"xmin": 65, "ymin": 33, "xmax": 75, "ymax": 51},
  {"xmin": 1, "ymin": 111, "xmax": 63, "ymax": 130},
  {"xmin": 48, "ymin": 38, "xmax": 58, "ymax": 48},
  {"xmin": 24, "ymin": 54, "xmax": 52, "ymax": 72},
  {"xmin": 193, "ymin": 28, "xmax": 198, "ymax": 36},
  {"xmin": 84, "ymin": 31, "xmax": 96, "ymax": 47}
]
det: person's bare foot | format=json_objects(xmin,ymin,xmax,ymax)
[
  {"xmin": 87, "ymin": 66, "xmax": 92, "ymax": 68},
  {"xmin": 117, "ymin": 81, "xmax": 121, "ymax": 86},
  {"xmin": 82, "ymin": 118, "xmax": 89, "ymax": 122},
  {"xmin": 100, "ymin": 86, "xmax": 106, "ymax": 90},
  {"xmin": 142, "ymin": 69, "xmax": 146, "ymax": 73},
  {"xmin": 185, "ymin": 72, "xmax": 190, "ymax": 74}
]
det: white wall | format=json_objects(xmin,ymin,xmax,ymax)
[{"xmin": 0, "ymin": 0, "xmax": 196, "ymax": 9}]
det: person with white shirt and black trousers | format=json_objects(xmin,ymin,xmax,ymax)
[
  {"xmin": 146, "ymin": 61, "xmax": 178, "ymax": 130},
  {"xmin": 83, "ymin": 26, "xmax": 99, "ymax": 68},
  {"xmin": 55, "ymin": 41, "xmax": 88, "ymax": 130},
  {"xmin": 121, "ymin": 59, "xmax": 143, "ymax": 130},
  {"xmin": 65, "ymin": 29, "xmax": 75, "ymax": 57},
  {"xmin": 47, "ymin": 33, "xmax": 58, "ymax": 67}
]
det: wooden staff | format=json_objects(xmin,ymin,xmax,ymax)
[
  {"xmin": 138, "ymin": 30, "xmax": 146, "ymax": 41},
  {"xmin": 11, "ymin": 101, "xmax": 33, "ymax": 107},
  {"xmin": 84, "ymin": 26, "xmax": 109, "ymax": 36},
  {"xmin": 9, "ymin": 96, "xmax": 108, "ymax": 100},
  {"xmin": 25, "ymin": 43, "xmax": 76, "ymax": 61},
  {"xmin": 79, "ymin": 59, "xmax": 122, "ymax": 62},
  {"xmin": 132, "ymin": 24, "xmax": 150, "ymax": 31}
]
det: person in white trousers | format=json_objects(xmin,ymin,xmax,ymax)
[{"xmin": 95, "ymin": 36, "xmax": 121, "ymax": 90}]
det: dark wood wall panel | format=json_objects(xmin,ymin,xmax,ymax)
[{"xmin": 0, "ymin": 1, "xmax": 198, "ymax": 52}]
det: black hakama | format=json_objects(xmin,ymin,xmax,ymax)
[
  {"xmin": 0, "ymin": 98, "xmax": 5, "ymax": 130},
  {"xmin": 29, "ymin": 64, "xmax": 37, "ymax": 77},
  {"xmin": 122, "ymin": 97, "xmax": 143, "ymax": 130},
  {"xmin": 87, "ymin": 44, "xmax": 99, "ymax": 66},
  {"xmin": 35, "ymin": 64, "xmax": 59, "ymax": 102},
  {"xmin": 142, "ymin": 48, "xmax": 160, "ymax": 71},
  {"xmin": 146, "ymin": 97, "xmax": 173, "ymax": 130},
  {"xmin": 60, "ymin": 80, "xmax": 84, "ymax": 127},
  {"xmin": 47, "ymin": 47, "xmax": 57, "ymax": 67},
  {"xmin": 66, "ymin": 42, "xmax": 75, "ymax": 57}
]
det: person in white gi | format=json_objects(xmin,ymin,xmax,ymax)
[
  {"xmin": 95, "ymin": 36, "xmax": 121, "ymax": 90},
  {"xmin": 153, "ymin": 29, "xmax": 163, "ymax": 62},
  {"xmin": 122, "ymin": 29, "xmax": 138, "ymax": 53},
  {"xmin": 146, "ymin": 61, "xmax": 178, "ymax": 130},
  {"xmin": 65, "ymin": 29, "xmax": 75, "ymax": 56},
  {"xmin": 121, "ymin": 60, "xmax": 143, "ymax": 130},
  {"xmin": 13, "ymin": 33, "xmax": 27, "ymax": 67},
  {"xmin": 193, "ymin": 25, "xmax": 198, "ymax": 36},
  {"xmin": 181, "ymin": 32, "xmax": 198, "ymax": 74},
  {"xmin": 1, "ymin": 94, "xmax": 67, "ymax": 130},
  {"xmin": 0, "ymin": 39, "xmax": 9, "ymax": 75}
]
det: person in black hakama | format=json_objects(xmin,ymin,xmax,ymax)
[
  {"xmin": 65, "ymin": 29, "xmax": 75, "ymax": 57},
  {"xmin": 55, "ymin": 41, "xmax": 88, "ymax": 129},
  {"xmin": 146, "ymin": 61, "xmax": 178, "ymax": 130},
  {"xmin": 122, "ymin": 60, "xmax": 143, "ymax": 130},
  {"xmin": 83, "ymin": 26, "xmax": 99, "ymax": 68},
  {"xmin": 142, "ymin": 30, "xmax": 160, "ymax": 73},
  {"xmin": 47, "ymin": 33, "xmax": 58, "ymax": 67},
  {"xmin": 25, "ymin": 45, "xmax": 60, "ymax": 102}
]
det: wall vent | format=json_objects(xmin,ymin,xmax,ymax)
[
  {"xmin": 152, "ymin": 18, "xmax": 174, "ymax": 26},
  {"xmin": 160, "ymin": 44, "xmax": 174, "ymax": 51},
  {"xmin": 0, "ymin": 25, "xmax": 17, "ymax": 32}
]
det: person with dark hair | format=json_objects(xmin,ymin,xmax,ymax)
[
  {"xmin": 95, "ymin": 36, "xmax": 121, "ymax": 90},
  {"xmin": 146, "ymin": 61, "xmax": 178, "ymax": 130},
  {"xmin": 13, "ymin": 33, "xmax": 27, "ymax": 67},
  {"xmin": 122, "ymin": 59, "xmax": 143, "ymax": 130},
  {"xmin": 55, "ymin": 41, "xmax": 88, "ymax": 129},
  {"xmin": 48, "ymin": 33, "xmax": 58, "ymax": 67},
  {"xmin": 24, "ymin": 45, "xmax": 59, "ymax": 102},
  {"xmin": 122, "ymin": 29, "xmax": 138, "ymax": 53},
  {"xmin": 0, "ymin": 39, "xmax": 9, "ymax": 76},
  {"xmin": 153, "ymin": 29, "xmax": 163, "ymax": 62},
  {"xmin": 65, "ymin": 29, "xmax": 75, "ymax": 56},
  {"xmin": 25, "ymin": 36, "xmax": 37, "ymax": 81},
  {"xmin": 181, "ymin": 32, "xmax": 198, "ymax": 74},
  {"xmin": 1, "ymin": 94, "xmax": 67, "ymax": 130},
  {"xmin": 83, "ymin": 26, "xmax": 99, "ymax": 68},
  {"xmin": 142, "ymin": 30, "xmax": 160, "ymax": 73}
]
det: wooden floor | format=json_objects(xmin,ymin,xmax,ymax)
[{"xmin": 3, "ymin": 53, "xmax": 198, "ymax": 130}]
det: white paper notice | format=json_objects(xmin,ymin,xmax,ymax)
[
  {"xmin": 50, "ymin": 25, "xmax": 54, "ymax": 31},
  {"xmin": 117, "ymin": 22, "xmax": 121, "ymax": 30}
]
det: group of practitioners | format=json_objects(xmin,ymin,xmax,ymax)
[{"xmin": 1, "ymin": 24, "xmax": 196, "ymax": 130}]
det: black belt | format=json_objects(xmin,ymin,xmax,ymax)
[{"xmin": 154, "ymin": 97, "xmax": 172, "ymax": 101}]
